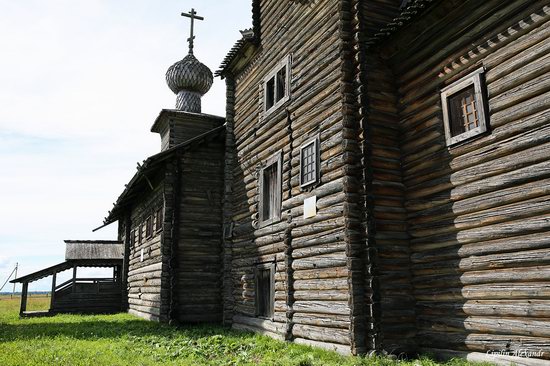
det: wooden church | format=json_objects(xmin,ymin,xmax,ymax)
[{"xmin": 96, "ymin": 0, "xmax": 550, "ymax": 363}]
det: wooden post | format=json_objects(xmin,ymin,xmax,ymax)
[
  {"xmin": 122, "ymin": 213, "xmax": 131, "ymax": 311},
  {"xmin": 50, "ymin": 271, "xmax": 57, "ymax": 312},
  {"xmin": 115, "ymin": 265, "xmax": 121, "ymax": 282},
  {"xmin": 72, "ymin": 266, "xmax": 77, "ymax": 293},
  {"xmin": 19, "ymin": 282, "xmax": 28, "ymax": 316}
]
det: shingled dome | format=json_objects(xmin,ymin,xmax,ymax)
[{"xmin": 166, "ymin": 53, "xmax": 213, "ymax": 113}]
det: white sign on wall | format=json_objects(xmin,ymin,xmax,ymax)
[
  {"xmin": 304, "ymin": 196, "xmax": 317, "ymax": 219},
  {"xmin": 140, "ymin": 248, "xmax": 144, "ymax": 262}
]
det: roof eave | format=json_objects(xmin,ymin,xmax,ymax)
[{"xmin": 364, "ymin": 0, "xmax": 440, "ymax": 48}]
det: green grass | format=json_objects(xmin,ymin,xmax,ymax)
[{"xmin": 0, "ymin": 295, "xmax": 488, "ymax": 366}]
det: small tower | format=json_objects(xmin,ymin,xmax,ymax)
[
  {"xmin": 165, "ymin": 8, "xmax": 213, "ymax": 113},
  {"xmin": 152, "ymin": 8, "xmax": 224, "ymax": 151}
]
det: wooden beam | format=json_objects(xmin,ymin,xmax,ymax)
[
  {"xmin": 72, "ymin": 266, "xmax": 77, "ymax": 293},
  {"xmin": 50, "ymin": 271, "xmax": 57, "ymax": 311},
  {"xmin": 122, "ymin": 213, "xmax": 131, "ymax": 311},
  {"xmin": 19, "ymin": 282, "xmax": 28, "ymax": 316}
]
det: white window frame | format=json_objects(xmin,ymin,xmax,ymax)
[
  {"xmin": 440, "ymin": 67, "xmax": 488, "ymax": 147},
  {"xmin": 299, "ymin": 136, "xmax": 320, "ymax": 188},
  {"xmin": 258, "ymin": 151, "xmax": 282, "ymax": 228},
  {"xmin": 263, "ymin": 55, "xmax": 291, "ymax": 115}
]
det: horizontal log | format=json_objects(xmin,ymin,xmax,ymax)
[
  {"xmin": 415, "ymin": 283, "xmax": 550, "ymax": 301},
  {"xmin": 418, "ymin": 315, "xmax": 550, "ymax": 338},
  {"xmin": 416, "ymin": 299, "xmax": 550, "ymax": 318},
  {"xmin": 292, "ymin": 323, "xmax": 350, "ymax": 345},
  {"xmin": 294, "ymin": 337, "xmax": 351, "ymax": 355}
]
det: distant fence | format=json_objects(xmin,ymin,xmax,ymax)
[{"xmin": 0, "ymin": 292, "xmax": 51, "ymax": 299}]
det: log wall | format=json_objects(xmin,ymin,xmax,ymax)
[
  {"xmin": 225, "ymin": 0, "xmax": 354, "ymax": 354},
  {"xmin": 123, "ymin": 181, "xmax": 167, "ymax": 322},
  {"xmin": 175, "ymin": 137, "xmax": 225, "ymax": 323},
  {"xmin": 53, "ymin": 282, "xmax": 122, "ymax": 314},
  {"xmin": 381, "ymin": 0, "xmax": 550, "ymax": 359},
  {"xmin": 362, "ymin": 53, "xmax": 417, "ymax": 353},
  {"xmin": 356, "ymin": 0, "xmax": 416, "ymax": 354},
  {"xmin": 222, "ymin": 76, "xmax": 237, "ymax": 325}
]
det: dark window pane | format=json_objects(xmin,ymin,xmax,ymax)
[
  {"xmin": 146, "ymin": 216, "xmax": 153, "ymax": 238},
  {"xmin": 257, "ymin": 267, "xmax": 272, "ymax": 317},
  {"xmin": 266, "ymin": 77, "xmax": 275, "ymax": 110},
  {"xmin": 155, "ymin": 208, "xmax": 163, "ymax": 231},
  {"xmin": 276, "ymin": 66, "xmax": 286, "ymax": 102},
  {"xmin": 130, "ymin": 230, "xmax": 135, "ymax": 247},
  {"xmin": 262, "ymin": 163, "xmax": 277, "ymax": 220},
  {"xmin": 448, "ymin": 85, "xmax": 478, "ymax": 137}
]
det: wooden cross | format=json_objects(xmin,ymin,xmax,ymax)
[{"xmin": 181, "ymin": 8, "xmax": 204, "ymax": 55}]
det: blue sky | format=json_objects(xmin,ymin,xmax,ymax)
[{"xmin": 0, "ymin": 0, "xmax": 250, "ymax": 291}]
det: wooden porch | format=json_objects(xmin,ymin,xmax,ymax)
[{"xmin": 11, "ymin": 240, "xmax": 124, "ymax": 317}]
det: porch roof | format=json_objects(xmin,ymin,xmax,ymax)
[{"xmin": 10, "ymin": 259, "xmax": 123, "ymax": 284}]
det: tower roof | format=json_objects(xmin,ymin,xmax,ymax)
[{"xmin": 166, "ymin": 53, "xmax": 213, "ymax": 96}]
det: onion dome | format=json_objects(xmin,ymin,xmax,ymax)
[
  {"xmin": 166, "ymin": 54, "xmax": 213, "ymax": 96},
  {"xmin": 166, "ymin": 54, "xmax": 213, "ymax": 113}
]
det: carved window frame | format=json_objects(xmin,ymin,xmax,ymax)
[
  {"xmin": 138, "ymin": 223, "xmax": 143, "ymax": 244},
  {"xmin": 441, "ymin": 67, "xmax": 489, "ymax": 146},
  {"xmin": 145, "ymin": 215, "xmax": 153, "ymax": 239},
  {"xmin": 258, "ymin": 151, "xmax": 282, "ymax": 228},
  {"xmin": 255, "ymin": 262, "xmax": 275, "ymax": 320},
  {"xmin": 155, "ymin": 207, "xmax": 163, "ymax": 233},
  {"xmin": 300, "ymin": 136, "xmax": 320, "ymax": 188},
  {"xmin": 262, "ymin": 55, "xmax": 291, "ymax": 116}
]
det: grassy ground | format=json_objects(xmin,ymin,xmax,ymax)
[{"xmin": 0, "ymin": 295, "xmax": 489, "ymax": 366}]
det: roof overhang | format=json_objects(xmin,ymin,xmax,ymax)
[
  {"xmin": 151, "ymin": 109, "xmax": 225, "ymax": 134},
  {"xmin": 216, "ymin": 0, "xmax": 261, "ymax": 78},
  {"xmin": 216, "ymin": 34, "xmax": 258, "ymax": 78},
  {"xmin": 10, "ymin": 259, "xmax": 123, "ymax": 284},
  {"xmin": 364, "ymin": 0, "xmax": 440, "ymax": 48}
]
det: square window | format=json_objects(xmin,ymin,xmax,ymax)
[
  {"xmin": 155, "ymin": 208, "xmax": 163, "ymax": 232},
  {"xmin": 255, "ymin": 264, "xmax": 274, "ymax": 318},
  {"xmin": 300, "ymin": 137, "xmax": 319, "ymax": 187},
  {"xmin": 441, "ymin": 67, "xmax": 488, "ymax": 146},
  {"xmin": 263, "ymin": 56, "xmax": 291, "ymax": 114},
  {"xmin": 448, "ymin": 85, "xmax": 479, "ymax": 136},
  {"xmin": 259, "ymin": 152, "xmax": 282, "ymax": 226},
  {"xmin": 145, "ymin": 216, "xmax": 153, "ymax": 238}
]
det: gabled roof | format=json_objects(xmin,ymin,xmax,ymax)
[{"xmin": 98, "ymin": 124, "xmax": 225, "ymax": 228}]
